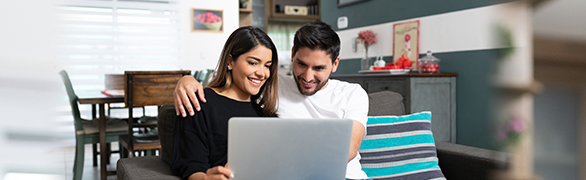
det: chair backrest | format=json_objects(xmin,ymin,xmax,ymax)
[
  {"xmin": 157, "ymin": 104, "xmax": 177, "ymax": 164},
  {"xmin": 193, "ymin": 70, "xmax": 201, "ymax": 80},
  {"xmin": 105, "ymin": 74, "xmax": 124, "ymax": 91},
  {"xmin": 124, "ymin": 70, "xmax": 191, "ymax": 108},
  {"xmin": 201, "ymin": 69, "xmax": 215, "ymax": 87},
  {"xmin": 59, "ymin": 70, "xmax": 84, "ymax": 131}
]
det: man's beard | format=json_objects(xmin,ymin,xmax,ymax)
[{"xmin": 294, "ymin": 75, "xmax": 329, "ymax": 96}]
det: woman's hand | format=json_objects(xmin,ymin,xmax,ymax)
[
  {"xmin": 188, "ymin": 166, "xmax": 234, "ymax": 180},
  {"xmin": 174, "ymin": 75, "xmax": 206, "ymax": 117},
  {"xmin": 205, "ymin": 166, "xmax": 234, "ymax": 180}
]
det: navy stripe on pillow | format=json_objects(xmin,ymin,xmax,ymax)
[{"xmin": 359, "ymin": 111, "xmax": 445, "ymax": 180}]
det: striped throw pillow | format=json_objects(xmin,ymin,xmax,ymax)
[{"xmin": 359, "ymin": 111, "xmax": 446, "ymax": 180}]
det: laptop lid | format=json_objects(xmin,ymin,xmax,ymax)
[{"xmin": 228, "ymin": 117, "xmax": 353, "ymax": 180}]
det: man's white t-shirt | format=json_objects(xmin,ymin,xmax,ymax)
[{"xmin": 277, "ymin": 74, "xmax": 369, "ymax": 179}]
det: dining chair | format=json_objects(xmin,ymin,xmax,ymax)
[
  {"xmin": 119, "ymin": 70, "xmax": 191, "ymax": 158},
  {"xmin": 105, "ymin": 74, "xmax": 146, "ymax": 117},
  {"xmin": 59, "ymin": 70, "xmax": 129, "ymax": 180},
  {"xmin": 201, "ymin": 69, "xmax": 215, "ymax": 86},
  {"xmin": 193, "ymin": 69, "xmax": 215, "ymax": 87}
]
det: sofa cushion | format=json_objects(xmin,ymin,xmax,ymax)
[
  {"xmin": 158, "ymin": 104, "xmax": 177, "ymax": 165},
  {"xmin": 359, "ymin": 111, "xmax": 445, "ymax": 179},
  {"xmin": 367, "ymin": 91, "xmax": 405, "ymax": 116},
  {"xmin": 117, "ymin": 156, "xmax": 180, "ymax": 180}
]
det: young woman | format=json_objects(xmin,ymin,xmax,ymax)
[{"xmin": 170, "ymin": 26, "xmax": 278, "ymax": 180}]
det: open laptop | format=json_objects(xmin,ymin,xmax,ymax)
[{"xmin": 228, "ymin": 117, "xmax": 353, "ymax": 180}]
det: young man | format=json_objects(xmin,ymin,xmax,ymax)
[{"xmin": 174, "ymin": 21, "xmax": 371, "ymax": 180}]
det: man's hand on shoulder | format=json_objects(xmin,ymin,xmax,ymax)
[{"xmin": 174, "ymin": 75, "xmax": 206, "ymax": 117}]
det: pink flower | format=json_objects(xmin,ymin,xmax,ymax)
[
  {"xmin": 357, "ymin": 30, "xmax": 377, "ymax": 47},
  {"xmin": 405, "ymin": 34, "xmax": 411, "ymax": 42},
  {"xmin": 509, "ymin": 117, "xmax": 524, "ymax": 132}
]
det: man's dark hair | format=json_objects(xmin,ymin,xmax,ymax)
[{"xmin": 292, "ymin": 21, "xmax": 341, "ymax": 63}]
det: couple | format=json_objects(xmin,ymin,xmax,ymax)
[{"xmin": 171, "ymin": 21, "xmax": 371, "ymax": 180}]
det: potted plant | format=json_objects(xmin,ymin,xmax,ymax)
[{"xmin": 239, "ymin": 0, "xmax": 249, "ymax": 9}]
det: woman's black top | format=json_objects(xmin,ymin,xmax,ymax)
[{"xmin": 170, "ymin": 88, "xmax": 264, "ymax": 180}]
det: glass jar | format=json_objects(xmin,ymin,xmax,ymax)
[{"xmin": 418, "ymin": 51, "xmax": 440, "ymax": 73}]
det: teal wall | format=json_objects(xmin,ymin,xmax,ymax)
[
  {"xmin": 324, "ymin": 0, "xmax": 506, "ymax": 149},
  {"xmin": 322, "ymin": 0, "xmax": 511, "ymax": 31}
]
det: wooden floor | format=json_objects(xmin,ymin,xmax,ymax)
[{"xmin": 61, "ymin": 143, "xmax": 120, "ymax": 180}]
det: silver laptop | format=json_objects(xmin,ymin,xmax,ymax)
[{"xmin": 228, "ymin": 117, "xmax": 353, "ymax": 180}]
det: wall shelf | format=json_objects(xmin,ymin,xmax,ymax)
[
  {"xmin": 269, "ymin": 13, "xmax": 320, "ymax": 22},
  {"xmin": 264, "ymin": 0, "xmax": 320, "ymax": 30},
  {"xmin": 495, "ymin": 81, "xmax": 543, "ymax": 94},
  {"xmin": 239, "ymin": 9, "xmax": 254, "ymax": 13},
  {"xmin": 239, "ymin": 1, "xmax": 254, "ymax": 27}
]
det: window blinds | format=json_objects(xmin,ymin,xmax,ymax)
[
  {"xmin": 56, "ymin": 0, "xmax": 182, "ymax": 120},
  {"xmin": 56, "ymin": 0, "xmax": 181, "ymax": 93}
]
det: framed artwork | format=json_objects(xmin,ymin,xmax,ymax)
[
  {"xmin": 392, "ymin": 20, "xmax": 419, "ymax": 65},
  {"xmin": 337, "ymin": 0, "xmax": 369, "ymax": 8},
  {"xmin": 192, "ymin": 8, "xmax": 223, "ymax": 32}
]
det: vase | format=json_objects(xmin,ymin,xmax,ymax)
[{"xmin": 361, "ymin": 48, "xmax": 370, "ymax": 71}]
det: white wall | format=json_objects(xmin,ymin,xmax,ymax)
[
  {"xmin": 336, "ymin": 3, "xmax": 513, "ymax": 60},
  {"xmin": 178, "ymin": 0, "xmax": 239, "ymax": 71}
]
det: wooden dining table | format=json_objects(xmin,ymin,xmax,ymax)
[
  {"xmin": 78, "ymin": 74, "xmax": 125, "ymax": 180},
  {"xmin": 78, "ymin": 94, "xmax": 124, "ymax": 180}
]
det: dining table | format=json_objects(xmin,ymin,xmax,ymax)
[
  {"xmin": 78, "ymin": 94, "xmax": 124, "ymax": 180},
  {"xmin": 78, "ymin": 73, "xmax": 125, "ymax": 180}
]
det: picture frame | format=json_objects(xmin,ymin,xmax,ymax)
[
  {"xmin": 392, "ymin": 20, "xmax": 420, "ymax": 66},
  {"xmin": 192, "ymin": 8, "xmax": 224, "ymax": 32},
  {"xmin": 337, "ymin": 0, "xmax": 369, "ymax": 8}
]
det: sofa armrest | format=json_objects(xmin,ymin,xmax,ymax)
[
  {"xmin": 436, "ymin": 142, "xmax": 509, "ymax": 180},
  {"xmin": 117, "ymin": 156, "xmax": 181, "ymax": 180}
]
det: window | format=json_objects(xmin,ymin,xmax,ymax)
[{"xmin": 56, "ymin": 0, "xmax": 181, "ymax": 118}]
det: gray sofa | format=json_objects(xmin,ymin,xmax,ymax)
[{"xmin": 117, "ymin": 91, "xmax": 509, "ymax": 180}]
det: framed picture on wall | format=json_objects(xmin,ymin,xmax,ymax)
[
  {"xmin": 337, "ymin": 0, "xmax": 369, "ymax": 8},
  {"xmin": 392, "ymin": 20, "xmax": 419, "ymax": 66},
  {"xmin": 192, "ymin": 8, "xmax": 223, "ymax": 32}
]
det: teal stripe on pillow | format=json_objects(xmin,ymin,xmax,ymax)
[
  {"xmin": 360, "ymin": 134, "xmax": 435, "ymax": 150},
  {"xmin": 367, "ymin": 111, "xmax": 432, "ymax": 125},
  {"xmin": 363, "ymin": 161, "xmax": 441, "ymax": 177},
  {"xmin": 359, "ymin": 111, "xmax": 445, "ymax": 179}
]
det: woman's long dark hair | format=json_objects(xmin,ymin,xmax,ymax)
[{"xmin": 206, "ymin": 26, "xmax": 279, "ymax": 116}]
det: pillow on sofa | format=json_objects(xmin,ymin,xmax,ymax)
[{"xmin": 359, "ymin": 111, "xmax": 445, "ymax": 180}]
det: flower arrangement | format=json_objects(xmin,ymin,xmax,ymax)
[
  {"xmin": 357, "ymin": 30, "xmax": 378, "ymax": 51},
  {"xmin": 496, "ymin": 114, "xmax": 526, "ymax": 150},
  {"xmin": 357, "ymin": 30, "xmax": 377, "ymax": 70}
]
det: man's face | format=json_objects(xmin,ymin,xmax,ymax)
[{"xmin": 291, "ymin": 47, "xmax": 339, "ymax": 96}]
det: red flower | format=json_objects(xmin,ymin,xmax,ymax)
[
  {"xmin": 405, "ymin": 34, "xmax": 411, "ymax": 42},
  {"xmin": 357, "ymin": 30, "xmax": 377, "ymax": 46}
]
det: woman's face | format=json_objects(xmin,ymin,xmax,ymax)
[{"xmin": 226, "ymin": 45, "xmax": 273, "ymax": 100}]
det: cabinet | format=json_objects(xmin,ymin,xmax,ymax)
[
  {"xmin": 239, "ymin": 0, "xmax": 254, "ymax": 27},
  {"xmin": 264, "ymin": 0, "xmax": 320, "ymax": 24},
  {"xmin": 332, "ymin": 73, "xmax": 457, "ymax": 143}
]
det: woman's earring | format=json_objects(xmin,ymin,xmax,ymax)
[{"xmin": 228, "ymin": 65, "xmax": 231, "ymax": 70}]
